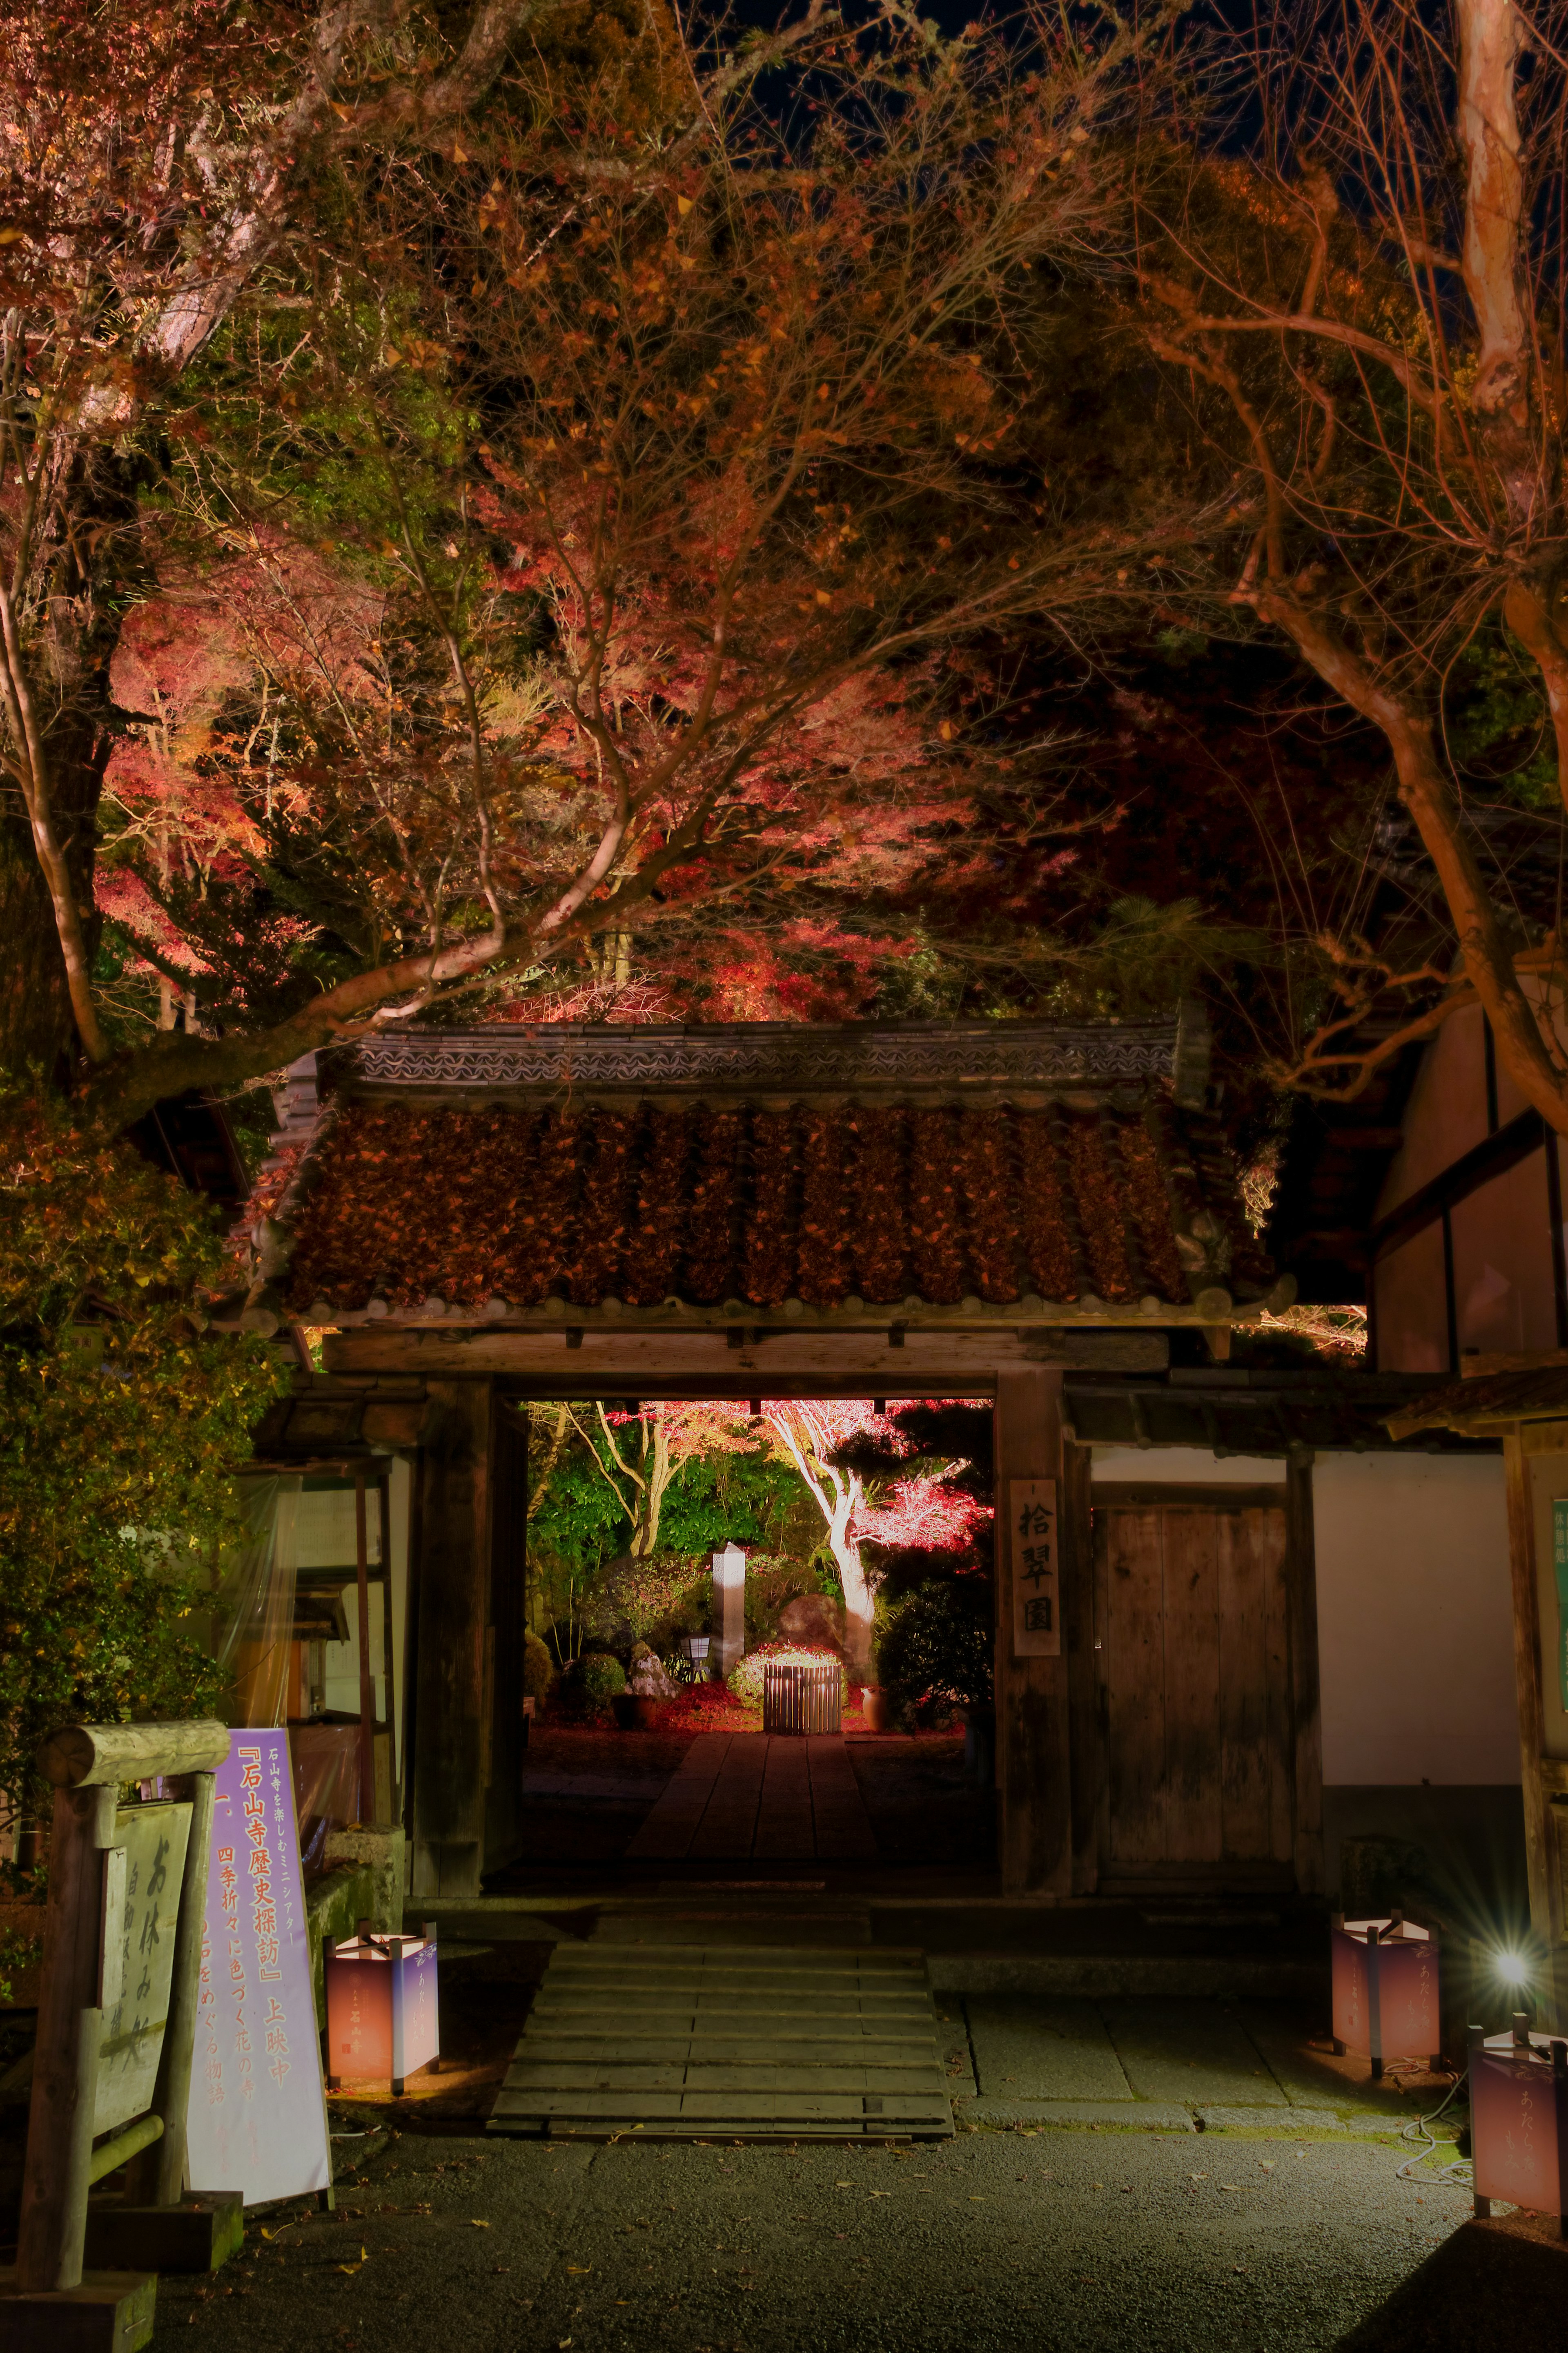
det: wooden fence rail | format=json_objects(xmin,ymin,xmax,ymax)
[{"xmin": 762, "ymin": 1662, "xmax": 843, "ymax": 1736}]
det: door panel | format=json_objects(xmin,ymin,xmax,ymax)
[
  {"xmin": 1102, "ymin": 1507, "xmax": 1165, "ymax": 1865},
  {"xmin": 1216, "ymin": 1508, "xmax": 1272, "ymax": 1862},
  {"xmin": 1162, "ymin": 1509, "xmax": 1223, "ymax": 1865},
  {"xmin": 1096, "ymin": 1496, "xmax": 1293, "ymax": 1886}
]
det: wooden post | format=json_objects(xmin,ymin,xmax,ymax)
[
  {"xmin": 1285, "ymin": 1455, "xmax": 1326, "ymax": 1896},
  {"xmin": 1062, "ymin": 1439, "xmax": 1100, "ymax": 1896},
  {"xmin": 1503, "ymin": 1429, "xmax": 1567, "ymax": 2027},
  {"xmin": 354, "ymin": 1466, "xmax": 374, "ymax": 1825},
  {"xmin": 409, "ymin": 1380, "xmax": 493, "ymax": 1900},
  {"xmin": 16, "ymin": 1784, "xmax": 117, "ymax": 2291},
  {"xmin": 379, "ymin": 1475, "xmax": 396, "ymax": 1819},
  {"xmin": 484, "ymin": 1403, "xmax": 528, "ymax": 1876},
  {"xmin": 994, "ymin": 1370, "xmax": 1071, "ymax": 1897}
]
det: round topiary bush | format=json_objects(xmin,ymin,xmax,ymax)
[
  {"xmin": 575, "ymin": 1650, "xmax": 626, "ymax": 1706},
  {"xmin": 728, "ymin": 1640, "xmax": 840, "ymax": 1711}
]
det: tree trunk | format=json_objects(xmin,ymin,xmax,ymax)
[
  {"xmin": 829, "ymin": 1514, "xmax": 875, "ymax": 1682},
  {"xmin": 0, "ymin": 709, "xmax": 105, "ymax": 1086}
]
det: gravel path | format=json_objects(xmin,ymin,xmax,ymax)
[{"xmin": 151, "ymin": 2119, "xmax": 1489, "ymax": 2353}]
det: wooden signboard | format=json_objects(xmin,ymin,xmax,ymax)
[
  {"xmin": 96, "ymin": 1802, "xmax": 192, "ymax": 2136},
  {"xmin": 1010, "ymin": 1478, "xmax": 1060, "ymax": 1658},
  {"xmin": 2, "ymin": 1722, "xmax": 244, "ymax": 2353}
]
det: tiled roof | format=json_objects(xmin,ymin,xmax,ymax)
[
  {"xmin": 279, "ymin": 1091, "xmax": 1274, "ymax": 1321},
  {"xmin": 1383, "ymin": 1361, "xmax": 1568, "ymax": 1439}
]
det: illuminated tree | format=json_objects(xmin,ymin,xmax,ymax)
[
  {"xmin": 763, "ymin": 1401, "xmax": 982, "ymax": 1676},
  {"xmin": 1138, "ymin": 0, "xmax": 1568, "ymax": 1130},
  {"xmin": 0, "ymin": 2, "xmax": 1178, "ymax": 1124}
]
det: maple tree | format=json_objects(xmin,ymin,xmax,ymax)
[
  {"xmin": 0, "ymin": 1, "xmax": 1185, "ymax": 1126},
  {"xmin": 1136, "ymin": 0, "xmax": 1568, "ymax": 1132},
  {"xmin": 763, "ymin": 1399, "xmax": 984, "ymax": 1675},
  {"xmin": 0, "ymin": 0, "xmax": 564, "ymax": 1092}
]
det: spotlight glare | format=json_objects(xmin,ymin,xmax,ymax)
[{"xmin": 1494, "ymin": 1950, "xmax": 1528, "ymax": 1981}]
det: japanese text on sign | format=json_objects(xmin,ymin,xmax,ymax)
[
  {"xmin": 1010, "ymin": 1479, "xmax": 1060, "ymax": 1658},
  {"xmin": 183, "ymin": 1727, "xmax": 330, "ymax": 2207}
]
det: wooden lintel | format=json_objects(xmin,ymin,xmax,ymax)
[{"xmin": 325, "ymin": 1325, "xmax": 1169, "ymax": 1389}]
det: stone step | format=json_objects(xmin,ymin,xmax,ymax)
[{"xmin": 489, "ymin": 1941, "xmax": 952, "ymax": 2141}]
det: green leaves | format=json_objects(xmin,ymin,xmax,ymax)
[{"xmin": 0, "ymin": 1094, "xmax": 286, "ymax": 1849}]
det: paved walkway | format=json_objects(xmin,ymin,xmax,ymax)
[
  {"xmin": 942, "ymin": 1992, "xmax": 1446, "ymax": 2133},
  {"xmin": 626, "ymin": 1732, "xmax": 876, "ymax": 1863}
]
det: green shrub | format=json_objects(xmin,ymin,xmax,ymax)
[
  {"xmin": 0, "ymin": 1928, "xmax": 42, "ymax": 2004},
  {"xmin": 728, "ymin": 1640, "xmax": 840, "ymax": 1711},
  {"xmin": 576, "ymin": 1650, "xmax": 626, "ymax": 1705},
  {"xmin": 523, "ymin": 1630, "xmax": 558, "ymax": 1701},
  {"xmin": 877, "ymin": 1580, "xmax": 992, "ymax": 1716},
  {"xmin": 0, "ymin": 1095, "xmax": 285, "ymax": 1862}
]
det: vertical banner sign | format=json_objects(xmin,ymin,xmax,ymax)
[
  {"xmin": 184, "ymin": 1727, "xmax": 331, "ymax": 2206},
  {"xmin": 1554, "ymin": 1501, "xmax": 1568, "ymax": 1711},
  {"xmin": 1011, "ymin": 1479, "xmax": 1061, "ymax": 1659}
]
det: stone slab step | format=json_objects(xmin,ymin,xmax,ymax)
[{"xmin": 490, "ymin": 1942, "xmax": 951, "ymax": 2141}]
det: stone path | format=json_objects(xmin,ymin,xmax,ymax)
[
  {"xmin": 938, "ymin": 1992, "xmax": 1444, "ymax": 2133},
  {"xmin": 626, "ymin": 1733, "xmax": 876, "ymax": 1863}
]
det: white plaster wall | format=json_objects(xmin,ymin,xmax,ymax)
[
  {"xmin": 1090, "ymin": 1446, "xmax": 1286, "ymax": 1484},
  {"xmin": 301, "ymin": 1472, "xmax": 410, "ymax": 1765},
  {"xmin": 1313, "ymin": 1454, "xmax": 1517, "ymax": 1786}
]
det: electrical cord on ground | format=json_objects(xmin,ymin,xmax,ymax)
[{"xmin": 1393, "ymin": 2063, "xmax": 1472, "ymax": 2186}]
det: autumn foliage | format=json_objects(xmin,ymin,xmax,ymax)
[{"xmin": 1, "ymin": 0, "xmax": 1177, "ymax": 1121}]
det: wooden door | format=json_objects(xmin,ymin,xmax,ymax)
[{"xmin": 1093, "ymin": 1486, "xmax": 1294, "ymax": 1887}]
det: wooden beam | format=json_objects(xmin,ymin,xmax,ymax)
[
  {"xmin": 408, "ymin": 1381, "xmax": 493, "ymax": 1903},
  {"xmin": 1285, "ymin": 1457, "xmax": 1325, "ymax": 1898},
  {"xmin": 326, "ymin": 1326, "xmax": 1168, "ymax": 1389},
  {"xmin": 994, "ymin": 1371, "xmax": 1071, "ymax": 1898},
  {"xmin": 1503, "ymin": 1429, "xmax": 1567, "ymax": 2027},
  {"xmin": 36, "ymin": 1721, "xmax": 229, "ymax": 1789}
]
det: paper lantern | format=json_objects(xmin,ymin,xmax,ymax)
[
  {"xmin": 1470, "ymin": 2024, "xmax": 1568, "ymax": 2230},
  {"xmin": 325, "ymin": 1927, "xmax": 440, "ymax": 2095},
  {"xmin": 1330, "ymin": 1914, "xmax": 1442, "ymax": 2077}
]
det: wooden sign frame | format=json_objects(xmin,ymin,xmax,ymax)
[{"xmin": 1, "ymin": 1722, "xmax": 248, "ymax": 2351}]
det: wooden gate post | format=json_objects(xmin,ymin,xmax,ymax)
[
  {"xmin": 994, "ymin": 1370, "xmax": 1071, "ymax": 1898},
  {"xmin": 410, "ymin": 1378, "xmax": 494, "ymax": 1901},
  {"xmin": 15, "ymin": 1782, "xmax": 118, "ymax": 2292},
  {"xmin": 1503, "ymin": 1430, "xmax": 1568, "ymax": 2030},
  {"xmin": 5, "ymin": 1720, "xmax": 234, "ymax": 2349}
]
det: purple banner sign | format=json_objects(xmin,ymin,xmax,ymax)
[{"xmin": 183, "ymin": 1727, "xmax": 331, "ymax": 2206}]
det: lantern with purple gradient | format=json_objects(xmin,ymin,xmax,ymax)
[
  {"xmin": 324, "ymin": 1925, "xmax": 440, "ymax": 2096},
  {"xmin": 1470, "ymin": 2022, "xmax": 1568, "ymax": 2233},
  {"xmin": 1330, "ymin": 1914, "xmax": 1442, "ymax": 2078}
]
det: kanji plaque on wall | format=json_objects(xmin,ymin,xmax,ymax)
[{"xmin": 1010, "ymin": 1479, "xmax": 1060, "ymax": 1658}]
